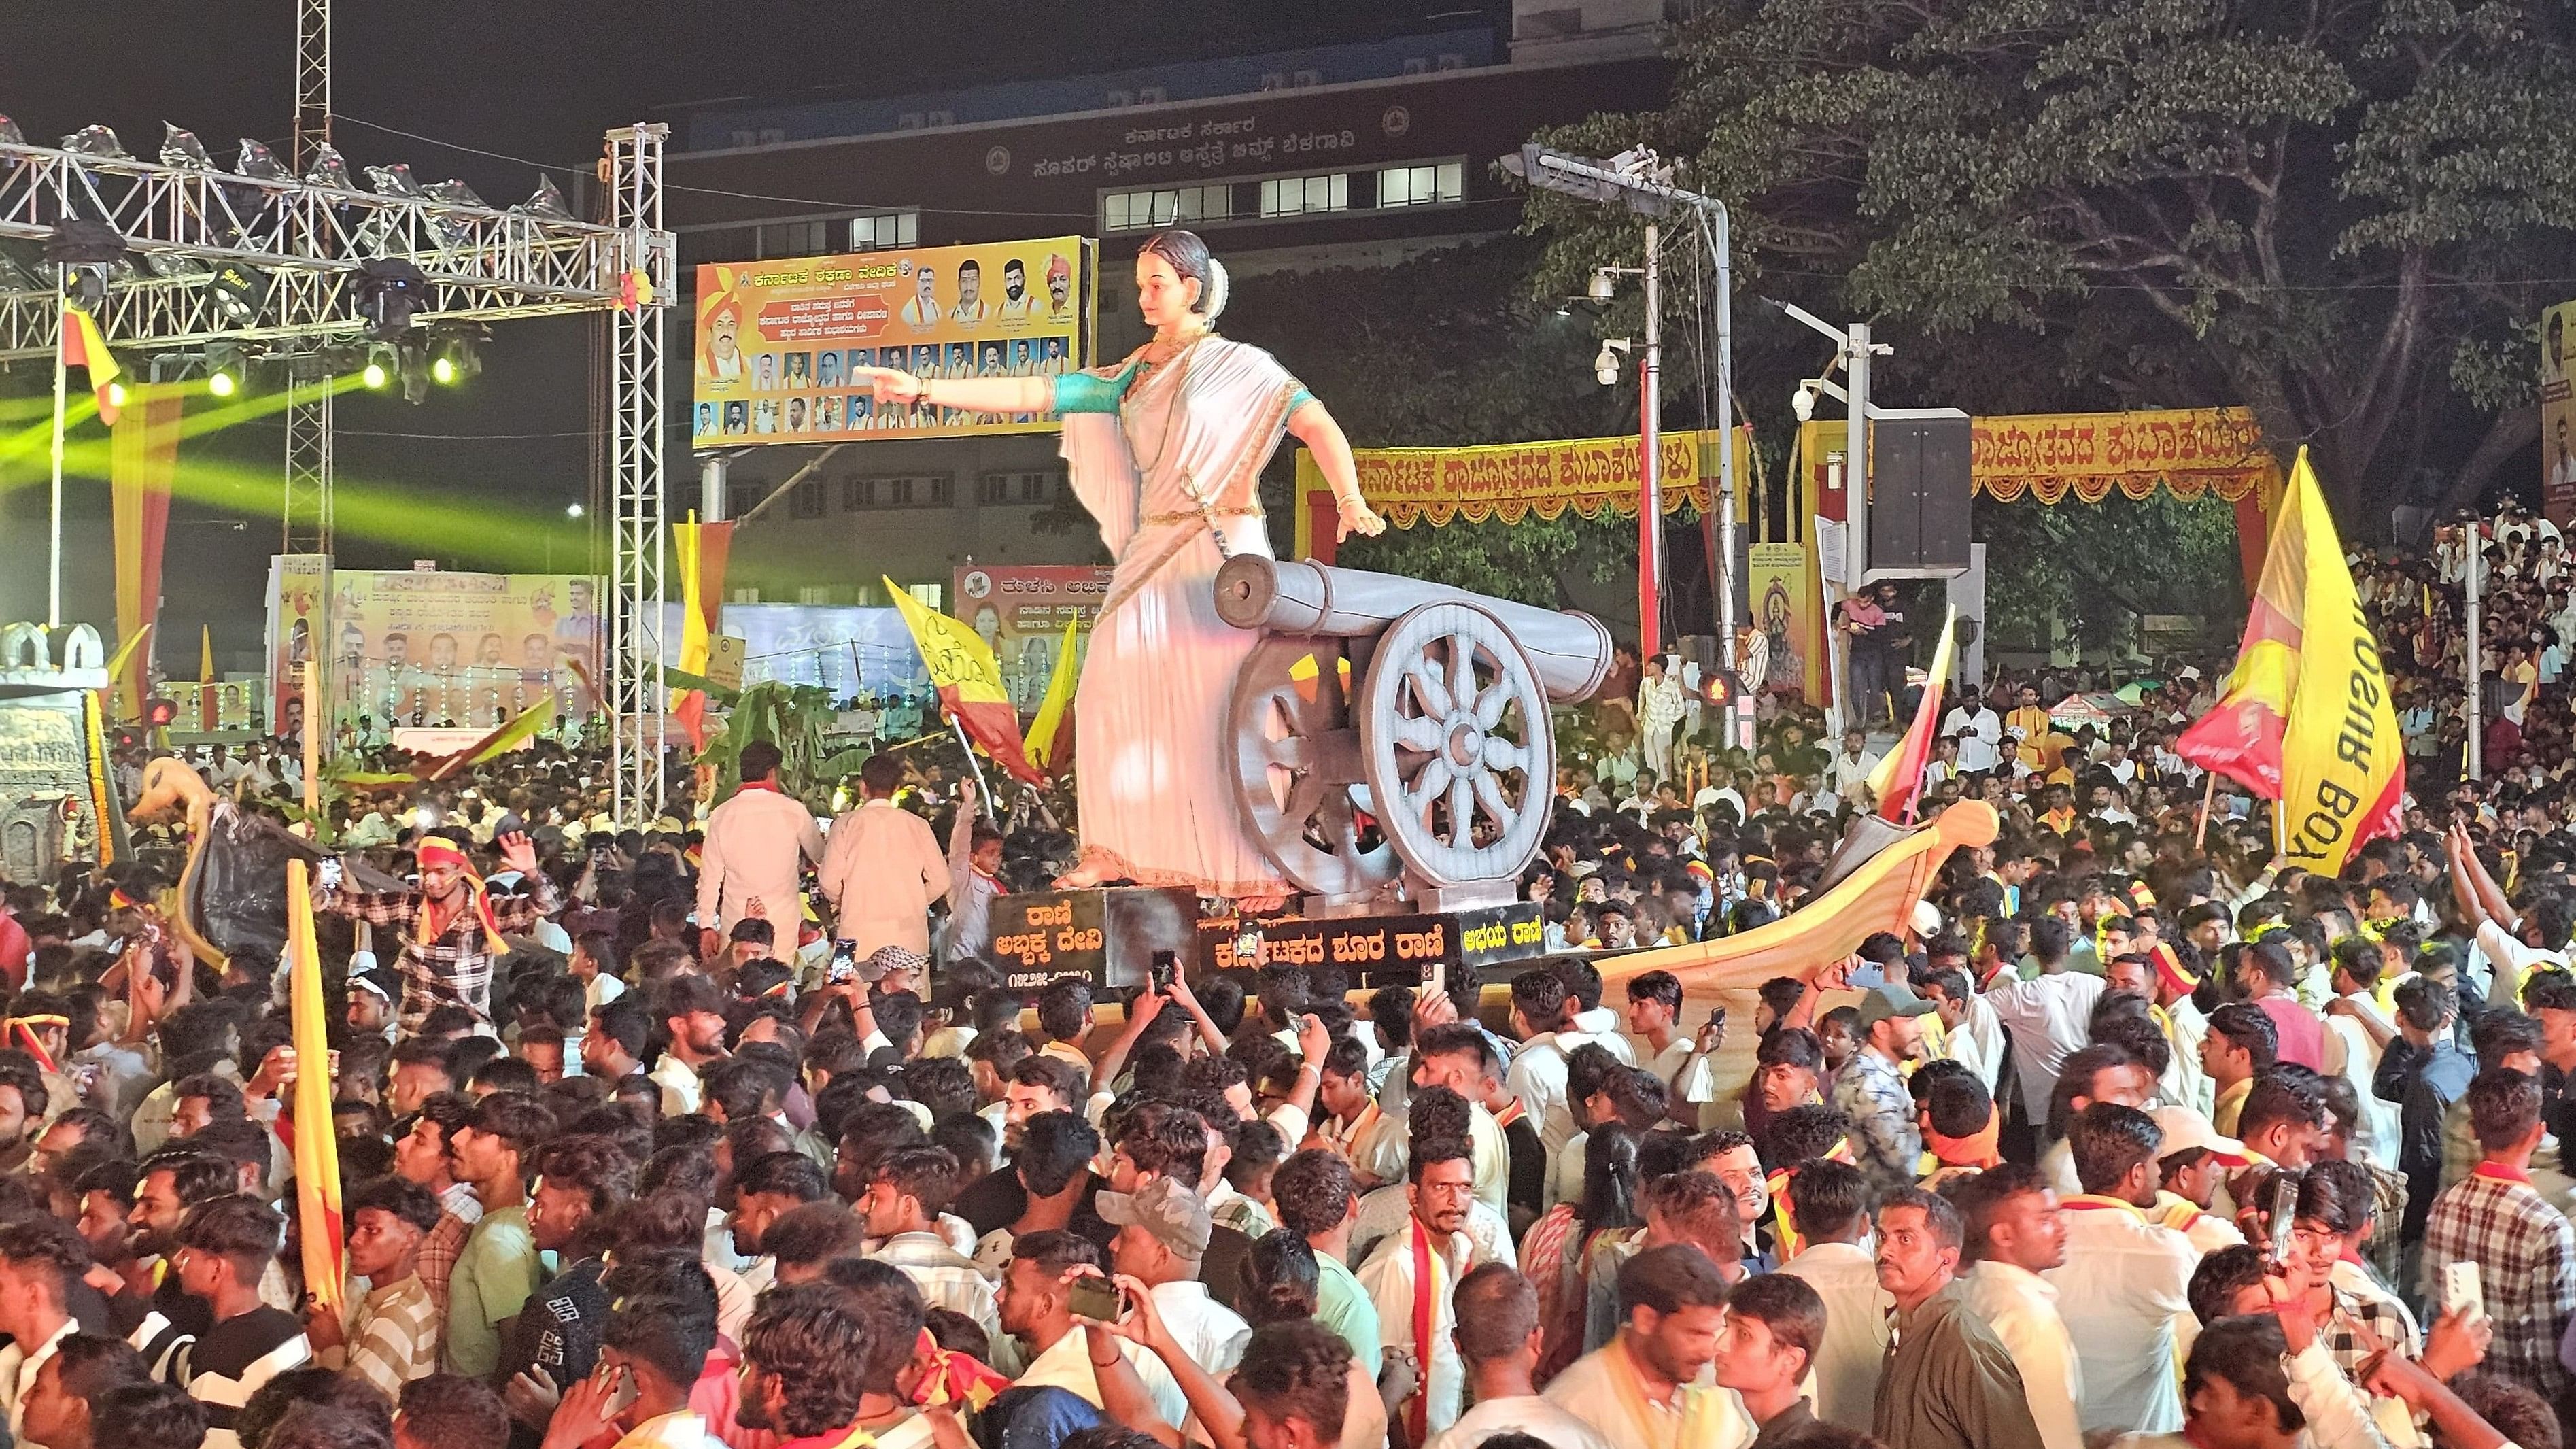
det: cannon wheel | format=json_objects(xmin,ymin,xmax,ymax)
[
  {"xmin": 1356, "ymin": 602, "xmax": 1551, "ymax": 889},
  {"xmin": 1229, "ymin": 636, "xmax": 1401, "ymax": 898}
]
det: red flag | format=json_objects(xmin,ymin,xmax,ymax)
[
  {"xmin": 63, "ymin": 305, "xmax": 122, "ymax": 426},
  {"xmin": 1868, "ymin": 607, "xmax": 1955, "ymax": 824}
]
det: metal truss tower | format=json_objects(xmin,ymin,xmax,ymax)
[
  {"xmin": 606, "ymin": 123, "xmax": 672, "ymax": 824},
  {"xmin": 282, "ymin": 0, "xmax": 333, "ymax": 556}
]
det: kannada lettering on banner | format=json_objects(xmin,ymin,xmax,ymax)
[
  {"xmin": 1970, "ymin": 407, "xmax": 2278, "ymax": 504},
  {"xmin": 269, "ymin": 560, "xmax": 604, "ymax": 738},
  {"xmin": 953, "ymin": 565, "xmax": 1112, "ymax": 709},
  {"xmin": 693, "ymin": 238, "xmax": 1098, "ymax": 446},
  {"xmin": 2543, "ymin": 301, "xmax": 2576, "ymax": 526},
  {"xmin": 1291, "ymin": 430, "xmax": 1753, "ymax": 558}
]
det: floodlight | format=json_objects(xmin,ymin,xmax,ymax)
[
  {"xmin": 46, "ymin": 218, "xmax": 127, "ymax": 309},
  {"xmin": 205, "ymin": 343, "xmax": 245, "ymax": 397},
  {"xmin": 362, "ymin": 343, "xmax": 396, "ymax": 389},
  {"xmin": 205, "ymin": 262, "xmax": 267, "ymax": 325},
  {"xmin": 105, "ymin": 382, "xmax": 127, "ymax": 409},
  {"xmin": 159, "ymin": 125, "xmax": 213, "ymax": 169},
  {"xmin": 566, "ymin": 504, "xmax": 585, "ymax": 519},
  {"xmin": 430, "ymin": 327, "xmax": 483, "ymax": 384}
]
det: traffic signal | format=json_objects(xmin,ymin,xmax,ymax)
[{"xmin": 143, "ymin": 697, "xmax": 178, "ymax": 728}]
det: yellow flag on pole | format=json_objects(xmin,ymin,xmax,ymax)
[
  {"xmin": 286, "ymin": 859, "xmax": 346, "ymax": 1310},
  {"xmin": 1025, "ymin": 617, "xmax": 1082, "ymax": 772},
  {"xmin": 883, "ymin": 578, "xmax": 1042, "ymax": 783},
  {"xmin": 2271, "ymin": 449, "xmax": 2404, "ymax": 872}
]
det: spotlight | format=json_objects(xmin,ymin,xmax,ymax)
[
  {"xmin": 566, "ymin": 504, "xmax": 585, "ymax": 519},
  {"xmin": 105, "ymin": 382, "xmax": 126, "ymax": 409},
  {"xmin": 430, "ymin": 327, "xmax": 483, "ymax": 385},
  {"xmin": 45, "ymin": 217, "xmax": 128, "ymax": 310},
  {"xmin": 158, "ymin": 125, "xmax": 213, "ymax": 170},
  {"xmin": 59, "ymin": 126, "xmax": 130, "ymax": 161},
  {"xmin": 205, "ymin": 344, "xmax": 243, "ymax": 397},
  {"xmin": 362, "ymin": 343, "xmax": 396, "ymax": 389},
  {"xmin": 205, "ymin": 262, "xmax": 267, "ymax": 326},
  {"xmin": 355, "ymin": 258, "xmax": 431, "ymax": 339}
]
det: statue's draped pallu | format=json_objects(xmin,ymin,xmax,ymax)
[{"xmin": 1057, "ymin": 337, "xmax": 1305, "ymax": 898}]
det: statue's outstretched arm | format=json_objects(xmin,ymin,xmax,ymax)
[{"xmin": 1286, "ymin": 398, "xmax": 1386, "ymax": 543}]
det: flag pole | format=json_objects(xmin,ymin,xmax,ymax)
[
  {"xmin": 2194, "ymin": 772, "xmax": 2216, "ymax": 850},
  {"xmin": 947, "ymin": 713, "xmax": 995, "ymax": 808},
  {"xmin": 302, "ymin": 659, "xmax": 321, "ymax": 823},
  {"xmin": 48, "ymin": 275, "xmax": 68, "ymax": 629}
]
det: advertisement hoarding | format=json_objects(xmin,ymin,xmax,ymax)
[
  {"xmin": 2545, "ymin": 301, "xmax": 2576, "ymax": 525},
  {"xmin": 952, "ymin": 564, "xmax": 1113, "ymax": 709},
  {"xmin": 692, "ymin": 237, "xmax": 1098, "ymax": 446}
]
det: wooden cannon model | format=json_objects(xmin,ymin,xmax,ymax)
[{"xmin": 1214, "ymin": 556, "xmax": 1612, "ymax": 913}]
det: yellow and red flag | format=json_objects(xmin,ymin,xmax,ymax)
[
  {"xmin": 285, "ymin": 859, "xmax": 346, "ymax": 1311},
  {"xmin": 1866, "ymin": 605, "xmax": 1956, "ymax": 825},
  {"xmin": 672, "ymin": 518, "xmax": 734, "ymax": 753},
  {"xmin": 884, "ymin": 577, "xmax": 1043, "ymax": 783},
  {"xmin": 62, "ymin": 304, "xmax": 122, "ymax": 426},
  {"xmin": 1023, "ymin": 616, "xmax": 1082, "ymax": 774},
  {"xmin": 2177, "ymin": 449, "xmax": 2401, "ymax": 870}
]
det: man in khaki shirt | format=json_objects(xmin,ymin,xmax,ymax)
[{"xmin": 819, "ymin": 753, "xmax": 950, "ymax": 957}]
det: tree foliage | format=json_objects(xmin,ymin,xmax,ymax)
[
  {"xmin": 1976, "ymin": 492, "xmax": 2245, "ymax": 655},
  {"xmin": 1524, "ymin": 0, "xmax": 2576, "ymax": 534}
]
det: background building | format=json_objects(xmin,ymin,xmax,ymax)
[{"xmin": 665, "ymin": 0, "xmax": 1674, "ymax": 606}]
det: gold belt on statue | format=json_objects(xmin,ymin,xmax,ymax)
[{"xmin": 1144, "ymin": 506, "xmax": 1263, "ymax": 526}]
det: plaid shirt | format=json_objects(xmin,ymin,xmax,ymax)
[
  {"xmin": 1830, "ymin": 1049, "xmax": 1920, "ymax": 1194},
  {"xmin": 874, "ymin": 1231, "xmax": 1003, "ymax": 1349},
  {"xmin": 2316, "ymin": 1280, "xmax": 2420, "ymax": 1383},
  {"xmin": 414, "ymin": 1184, "xmax": 483, "ymax": 1326},
  {"xmin": 318, "ymin": 874, "xmax": 557, "ymax": 1032},
  {"xmin": 2423, "ymin": 1163, "xmax": 2576, "ymax": 1401}
]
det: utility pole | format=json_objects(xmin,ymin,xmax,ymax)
[
  {"xmin": 2466, "ymin": 531, "xmax": 2483, "ymax": 781},
  {"xmin": 1844, "ymin": 322, "xmax": 1870, "ymax": 600}
]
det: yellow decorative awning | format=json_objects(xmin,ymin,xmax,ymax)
[{"xmin": 1292, "ymin": 428, "xmax": 1753, "ymax": 560}]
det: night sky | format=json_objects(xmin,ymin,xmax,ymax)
[{"xmin": 3, "ymin": 1, "xmax": 1507, "ymax": 657}]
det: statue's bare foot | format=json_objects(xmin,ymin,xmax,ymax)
[{"xmin": 1052, "ymin": 853, "xmax": 1120, "ymax": 890}]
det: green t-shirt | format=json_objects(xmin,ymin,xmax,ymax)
[
  {"xmin": 445, "ymin": 1202, "xmax": 541, "ymax": 1378},
  {"xmin": 1314, "ymin": 1248, "xmax": 1384, "ymax": 1371}
]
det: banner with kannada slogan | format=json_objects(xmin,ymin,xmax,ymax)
[
  {"xmin": 1972, "ymin": 407, "xmax": 2278, "ymax": 505},
  {"xmin": 1292, "ymin": 429, "xmax": 1753, "ymax": 560},
  {"xmin": 693, "ymin": 238, "xmax": 1097, "ymax": 446}
]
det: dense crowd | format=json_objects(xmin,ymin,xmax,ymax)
[{"xmin": 0, "ymin": 502, "xmax": 2570, "ymax": 1449}]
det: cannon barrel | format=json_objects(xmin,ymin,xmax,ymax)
[{"xmin": 1214, "ymin": 556, "xmax": 1612, "ymax": 704}]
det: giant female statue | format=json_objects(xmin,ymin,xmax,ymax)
[{"xmin": 861, "ymin": 230, "xmax": 1385, "ymax": 900}]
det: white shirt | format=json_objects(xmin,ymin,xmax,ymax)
[
  {"xmin": 611, "ymin": 1411, "xmax": 718, "ymax": 1449},
  {"xmin": 694, "ymin": 785, "xmax": 825, "ymax": 930},
  {"xmin": 1543, "ymin": 1342, "xmax": 1751, "ymax": 1449},
  {"xmin": 1830, "ymin": 749, "xmax": 1882, "ymax": 800},
  {"xmin": 1942, "ymin": 706, "xmax": 2004, "ymax": 774},
  {"xmin": 0, "ymin": 1318, "xmax": 71, "ymax": 1438},
  {"xmin": 1940, "ymin": 996, "xmax": 2006, "ymax": 1094},
  {"xmin": 1775, "ymin": 1241, "xmax": 1887, "ymax": 1431},
  {"xmin": 1147, "ymin": 1280, "xmax": 1251, "ymax": 1434},
  {"xmin": 1960, "ymin": 1262, "xmax": 2085, "ymax": 1449},
  {"xmin": 1428, "ymin": 1395, "xmax": 1617, "ymax": 1449},
  {"xmin": 1981, "ymin": 971, "xmax": 2106, "ymax": 1122},
  {"xmin": 1012, "ymin": 1318, "xmax": 1180, "ymax": 1416},
  {"xmin": 818, "ymin": 799, "xmax": 951, "ymax": 956},
  {"xmin": 2044, "ymin": 1198, "xmax": 2199, "ymax": 1435},
  {"xmin": 1358, "ymin": 1225, "xmax": 1471, "ymax": 1434},
  {"xmin": 649, "ymin": 1053, "xmax": 704, "ymax": 1118}
]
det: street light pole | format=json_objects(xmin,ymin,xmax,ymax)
[
  {"xmin": 1638, "ymin": 222, "xmax": 1662, "ymax": 660},
  {"xmin": 1846, "ymin": 321, "xmax": 1872, "ymax": 601}
]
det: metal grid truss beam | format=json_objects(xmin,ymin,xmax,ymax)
[
  {"xmin": 0, "ymin": 138, "xmax": 629, "ymax": 360},
  {"xmin": 606, "ymin": 123, "xmax": 672, "ymax": 826}
]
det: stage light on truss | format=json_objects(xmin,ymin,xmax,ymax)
[
  {"xmin": 518, "ymin": 177, "xmax": 573, "ymax": 222},
  {"xmin": 398, "ymin": 340, "xmax": 433, "ymax": 405},
  {"xmin": 0, "ymin": 116, "xmax": 23, "ymax": 148},
  {"xmin": 362, "ymin": 343, "xmax": 396, "ymax": 389},
  {"xmin": 105, "ymin": 381, "xmax": 127, "ymax": 409},
  {"xmin": 205, "ymin": 262, "xmax": 267, "ymax": 326},
  {"xmin": 205, "ymin": 343, "xmax": 243, "ymax": 397},
  {"xmin": 304, "ymin": 144, "xmax": 353, "ymax": 190},
  {"xmin": 430, "ymin": 326, "xmax": 483, "ymax": 385},
  {"xmin": 235, "ymin": 139, "xmax": 291, "ymax": 182},
  {"xmin": 366, "ymin": 163, "xmax": 426, "ymax": 200},
  {"xmin": 566, "ymin": 503, "xmax": 585, "ymax": 519},
  {"xmin": 159, "ymin": 125, "xmax": 213, "ymax": 169},
  {"xmin": 59, "ymin": 126, "xmax": 129, "ymax": 160},
  {"xmin": 44, "ymin": 218, "xmax": 128, "ymax": 310},
  {"xmin": 356, "ymin": 258, "xmax": 432, "ymax": 339}
]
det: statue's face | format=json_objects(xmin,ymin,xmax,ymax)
[{"xmin": 1135, "ymin": 251, "xmax": 1199, "ymax": 330}]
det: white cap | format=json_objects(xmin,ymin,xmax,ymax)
[
  {"xmin": 1911, "ymin": 900, "xmax": 1944, "ymax": 938},
  {"xmin": 2150, "ymin": 1105, "xmax": 2250, "ymax": 1165}
]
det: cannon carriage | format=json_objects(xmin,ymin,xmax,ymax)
[{"xmin": 1213, "ymin": 556, "xmax": 1612, "ymax": 914}]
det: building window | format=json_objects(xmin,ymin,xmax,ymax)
[
  {"xmin": 885, "ymin": 477, "xmax": 915, "ymax": 507},
  {"xmin": 792, "ymin": 481, "xmax": 824, "ymax": 519},
  {"xmin": 849, "ymin": 210, "xmax": 918, "ymax": 251},
  {"xmin": 1260, "ymin": 173, "xmax": 1349, "ymax": 218},
  {"xmin": 927, "ymin": 109, "xmax": 955, "ymax": 126},
  {"xmin": 928, "ymin": 476, "xmax": 954, "ymax": 505},
  {"xmin": 759, "ymin": 220, "xmax": 830, "ymax": 259},
  {"xmin": 978, "ymin": 473, "xmax": 1009, "ymax": 504},
  {"xmin": 840, "ymin": 479, "xmax": 872, "ymax": 511},
  {"xmin": 1376, "ymin": 162, "xmax": 1464, "ymax": 208},
  {"xmin": 1260, "ymin": 72, "xmax": 1286, "ymax": 91},
  {"xmin": 1292, "ymin": 70, "xmax": 1321, "ymax": 87},
  {"xmin": 728, "ymin": 483, "xmax": 761, "ymax": 517},
  {"xmin": 1137, "ymin": 86, "xmax": 1167, "ymax": 104},
  {"xmin": 797, "ymin": 585, "xmax": 836, "ymax": 605},
  {"xmin": 1106, "ymin": 89, "xmax": 1136, "ymax": 107},
  {"xmin": 1404, "ymin": 57, "xmax": 1430, "ymax": 75},
  {"xmin": 1018, "ymin": 473, "xmax": 1053, "ymax": 503},
  {"xmin": 908, "ymin": 583, "xmax": 943, "ymax": 611},
  {"xmin": 1104, "ymin": 183, "xmax": 1232, "ymax": 233}
]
